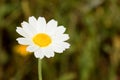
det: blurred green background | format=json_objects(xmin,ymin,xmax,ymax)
[{"xmin": 0, "ymin": 0, "xmax": 120, "ymax": 80}]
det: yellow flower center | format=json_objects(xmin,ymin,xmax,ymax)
[{"xmin": 33, "ymin": 33, "xmax": 51, "ymax": 47}]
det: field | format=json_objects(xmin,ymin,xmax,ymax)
[{"xmin": 0, "ymin": 0, "xmax": 120, "ymax": 80}]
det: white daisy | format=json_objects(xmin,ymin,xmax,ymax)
[{"xmin": 16, "ymin": 16, "xmax": 70, "ymax": 59}]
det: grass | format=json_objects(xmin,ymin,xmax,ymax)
[{"xmin": 0, "ymin": 0, "xmax": 120, "ymax": 80}]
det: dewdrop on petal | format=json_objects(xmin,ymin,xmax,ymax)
[{"xmin": 16, "ymin": 16, "xmax": 70, "ymax": 59}]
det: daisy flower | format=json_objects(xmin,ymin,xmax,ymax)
[{"xmin": 16, "ymin": 16, "xmax": 70, "ymax": 59}]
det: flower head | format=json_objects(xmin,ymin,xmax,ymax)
[
  {"xmin": 16, "ymin": 16, "xmax": 70, "ymax": 59},
  {"xmin": 13, "ymin": 45, "xmax": 31, "ymax": 56}
]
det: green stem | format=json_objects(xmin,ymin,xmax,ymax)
[{"xmin": 38, "ymin": 59, "xmax": 42, "ymax": 80}]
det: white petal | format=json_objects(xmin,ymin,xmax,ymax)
[
  {"xmin": 59, "ymin": 34, "xmax": 70, "ymax": 41},
  {"xmin": 56, "ymin": 26, "xmax": 66, "ymax": 34},
  {"xmin": 46, "ymin": 19, "xmax": 57, "ymax": 35},
  {"xmin": 16, "ymin": 38, "xmax": 32, "ymax": 45},
  {"xmin": 61, "ymin": 42, "xmax": 70, "ymax": 49},
  {"xmin": 28, "ymin": 16, "xmax": 37, "ymax": 25},
  {"xmin": 26, "ymin": 45, "xmax": 39, "ymax": 52},
  {"xmin": 52, "ymin": 42, "xmax": 70, "ymax": 53},
  {"xmin": 21, "ymin": 22, "xmax": 35, "ymax": 37},
  {"xmin": 43, "ymin": 48, "xmax": 54, "ymax": 58},
  {"xmin": 52, "ymin": 44, "xmax": 65, "ymax": 53},
  {"xmin": 28, "ymin": 16, "xmax": 39, "ymax": 32},
  {"xmin": 34, "ymin": 49, "xmax": 44, "ymax": 59},
  {"xmin": 47, "ymin": 19, "xmax": 57, "ymax": 28},
  {"xmin": 16, "ymin": 27, "xmax": 28, "ymax": 37},
  {"xmin": 45, "ymin": 51, "xmax": 54, "ymax": 58},
  {"xmin": 52, "ymin": 34, "xmax": 70, "ymax": 42},
  {"xmin": 37, "ymin": 17, "xmax": 46, "ymax": 32}
]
